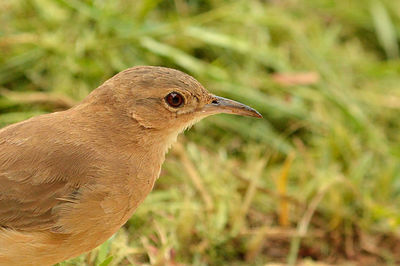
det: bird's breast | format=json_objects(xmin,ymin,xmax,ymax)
[{"xmin": 37, "ymin": 156, "xmax": 163, "ymax": 264}]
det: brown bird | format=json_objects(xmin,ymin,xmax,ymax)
[{"xmin": 0, "ymin": 66, "xmax": 261, "ymax": 265}]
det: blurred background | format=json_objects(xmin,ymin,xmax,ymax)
[{"xmin": 1, "ymin": 0, "xmax": 400, "ymax": 265}]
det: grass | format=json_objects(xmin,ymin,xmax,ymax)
[{"xmin": 1, "ymin": 0, "xmax": 400, "ymax": 265}]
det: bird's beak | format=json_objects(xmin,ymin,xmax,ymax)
[{"xmin": 200, "ymin": 95, "xmax": 262, "ymax": 118}]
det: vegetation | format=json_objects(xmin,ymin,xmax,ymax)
[{"xmin": 1, "ymin": 0, "xmax": 400, "ymax": 265}]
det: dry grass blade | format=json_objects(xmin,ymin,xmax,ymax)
[
  {"xmin": 172, "ymin": 142, "xmax": 214, "ymax": 211},
  {"xmin": 277, "ymin": 152, "xmax": 295, "ymax": 227},
  {"xmin": 1, "ymin": 89, "xmax": 77, "ymax": 109},
  {"xmin": 232, "ymin": 159, "xmax": 267, "ymax": 235},
  {"xmin": 287, "ymin": 179, "xmax": 342, "ymax": 265}
]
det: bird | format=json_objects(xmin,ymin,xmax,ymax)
[{"xmin": 0, "ymin": 66, "xmax": 261, "ymax": 265}]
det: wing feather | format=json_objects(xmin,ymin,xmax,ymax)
[{"xmin": 0, "ymin": 114, "xmax": 93, "ymax": 231}]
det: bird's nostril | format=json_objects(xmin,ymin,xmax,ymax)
[{"xmin": 212, "ymin": 99, "xmax": 219, "ymax": 105}]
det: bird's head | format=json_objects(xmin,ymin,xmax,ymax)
[{"xmin": 86, "ymin": 66, "xmax": 261, "ymax": 145}]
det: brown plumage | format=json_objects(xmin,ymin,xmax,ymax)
[{"xmin": 0, "ymin": 66, "xmax": 261, "ymax": 265}]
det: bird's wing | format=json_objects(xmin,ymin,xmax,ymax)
[{"xmin": 0, "ymin": 115, "xmax": 93, "ymax": 231}]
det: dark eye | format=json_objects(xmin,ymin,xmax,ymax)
[{"xmin": 165, "ymin": 92, "xmax": 184, "ymax": 108}]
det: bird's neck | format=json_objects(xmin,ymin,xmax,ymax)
[
  {"xmin": 70, "ymin": 102, "xmax": 178, "ymax": 174},
  {"xmin": 65, "ymin": 103, "xmax": 178, "ymax": 223}
]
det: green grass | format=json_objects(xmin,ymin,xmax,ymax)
[{"xmin": 1, "ymin": 0, "xmax": 400, "ymax": 265}]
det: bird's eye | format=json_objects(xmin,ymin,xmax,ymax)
[{"xmin": 165, "ymin": 92, "xmax": 184, "ymax": 108}]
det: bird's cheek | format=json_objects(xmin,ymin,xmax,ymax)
[{"xmin": 174, "ymin": 114, "xmax": 203, "ymax": 133}]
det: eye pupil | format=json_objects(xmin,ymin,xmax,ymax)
[{"xmin": 165, "ymin": 92, "xmax": 184, "ymax": 108}]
